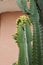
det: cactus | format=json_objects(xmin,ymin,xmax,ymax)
[
  {"xmin": 13, "ymin": 0, "xmax": 43, "ymax": 65},
  {"xmin": 35, "ymin": 0, "xmax": 43, "ymax": 25},
  {"xmin": 34, "ymin": 1, "xmax": 43, "ymax": 64},
  {"xmin": 13, "ymin": 15, "xmax": 33, "ymax": 65}
]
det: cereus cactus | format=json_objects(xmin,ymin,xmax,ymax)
[
  {"xmin": 13, "ymin": 0, "xmax": 43, "ymax": 65},
  {"xmin": 13, "ymin": 15, "xmax": 33, "ymax": 65}
]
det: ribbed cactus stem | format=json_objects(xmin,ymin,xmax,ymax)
[
  {"xmin": 17, "ymin": 0, "xmax": 43, "ymax": 65},
  {"xmin": 29, "ymin": 0, "xmax": 41, "ymax": 64},
  {"xmin": 23, "ymin": 25, "xmax": 29, "ymax": 65},
  {"xmin": 13, "ymin": 15, "xmax": 32, "ymax": 65}
]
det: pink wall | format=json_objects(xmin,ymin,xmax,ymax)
[
  {"xmin": 0, "ymin": 15, "xmax": 1, "ymax": 43},
  {"xmin": 0, "ymin": 12, "xmax": 24, "ymax": 65}
]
